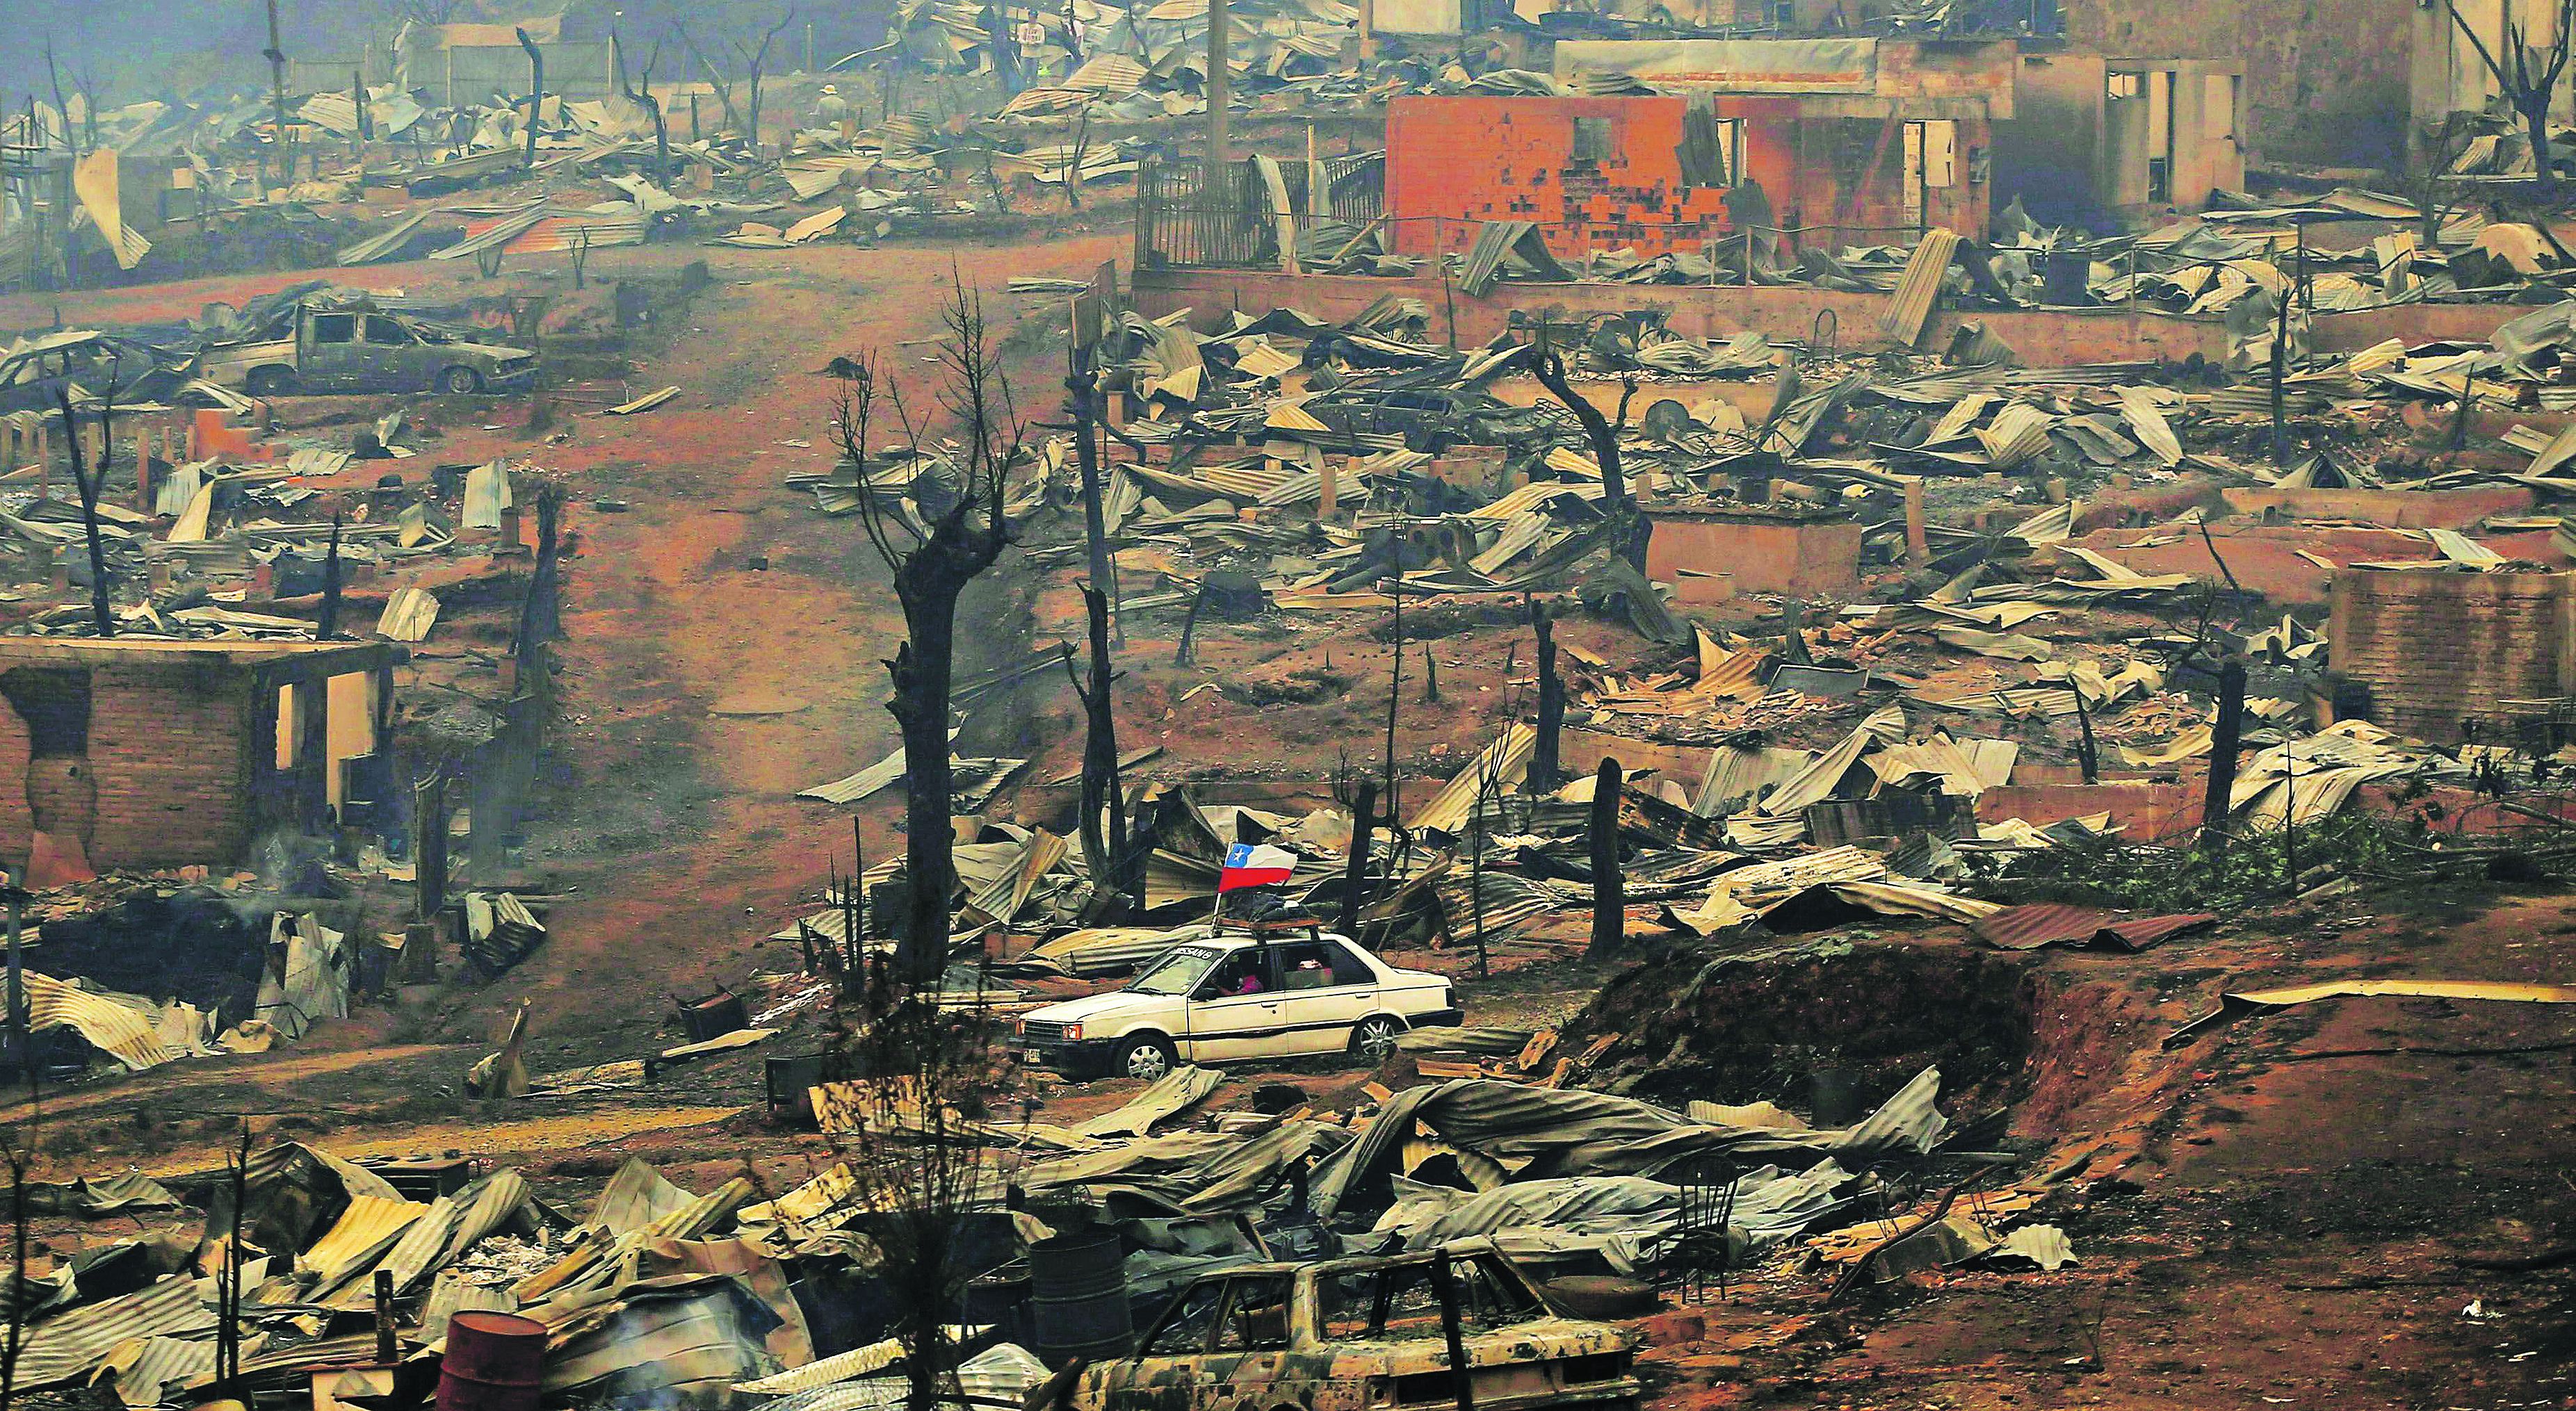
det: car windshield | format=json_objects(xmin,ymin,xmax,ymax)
[{"xmin": 1131, "ymin": 947, "xmax": 1221, "ymax": 996}]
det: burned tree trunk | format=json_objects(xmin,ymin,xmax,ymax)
[
  {"xmin": 1064, "ymin": 586, "xmax": 1124, "ymax": 917},
  {"xmin": 54, "ymin": 391, "xmax": 111, "ymax": 638},
  {"xmin": 516, "ymin": 28, "xmax": 544, "ymax": 170},
  {"xmin": 886, "ymin": 621, "xmax": 960, "ymax": 981},
  {"xmin": 829, "ymin": 297, "xmax": 1019, "ymax": 985},
  {"xmin": 1589, "ymin": 757, "xmax": 1621, "ymax": 953},
  {"xmin": 1530, "ymin": 348, "xmax": 1646, "ymax": 571},
  {"xmin": 1340, "ymin": 777, "xmax": 1377, "ymax": 939},
  {"xmin": 1530, "ymin": 603, "xmax": 1562, "ymax": 791},
  {"xmin": 2201, "ymin": 660, "xmax": 2247, "ymax": 843}
]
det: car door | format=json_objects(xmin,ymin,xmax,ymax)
[
  {"xmin": 304, "ymin": 312, "xmax": 362, "ymax": 391},
  {"xmin": 1101, "ymin": 1276, "xmax": 1225, "ymax": 1411},
  {"xmin": 1178, "ymin": 947, "xmax": 1284, "ymax": 1064},
  {"xmin": 1270, "ymin": 938, "xmax": 1378, "ymax": 1055},
  {"xmin": 362, "ymin": 314, "xmax": 433, "ymax": 391},
  {"xmin": 1203, "ymin": 1273, "xmax": 1296, "ymax": 1397}
]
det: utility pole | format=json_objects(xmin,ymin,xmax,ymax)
[
  {"xmin": 1206, "ymin": 0, "xmax": 1229, "ymax": 167},
  {"xmin": 264, "ymin": 0, "xmax": 292, "ymax": 186}
]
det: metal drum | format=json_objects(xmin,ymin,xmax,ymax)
[
  {"xmin": 1028, "ymin": 1228, "xmax": 1134, "ymax": 1362},
  {"xmin": 435, "ymin": 1310, "xmax": 547, "ymax": 1411}
]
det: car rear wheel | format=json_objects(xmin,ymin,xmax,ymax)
[
  {"xmin": 1119, "ymin": 1036, "xmax": 1176, "ymax": 1082},
  {"xmin": 439, "ymin": 366, "xmax": 484, "ymax": 395},
  {"xmin": 1352, "ymin": 1015, "xmax": 1404, "ymax": 1062}
]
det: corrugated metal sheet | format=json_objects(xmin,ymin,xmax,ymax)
[
  {"xmin": 1970, "ymin": 903, "xmax": 2108, "ymax": 950},
  {"xmin": 590, "ymin": 1158, "xmax": 697, "ymax": 1237},
  {"xmin": 1412, "ymin": 723, "xmax": 1535, "ymax": 834},
  {"xmin": 302, "ymin": 1194, "xmax": 428, "ymax": 1286},
  {"xmin": 376, "ymin": 587, "xmax": 440, "ymax": 642},
  {"xmin": 1015, "ymin": 924, "xmax": 1199, "ymax": 977},
  {"xmin": 15, "ymin": 1277, "xmax": 214, "ymax": 1389},
  {"xmin": 754, "ymin": 1344, "xmax": 1047, "ymax": 1411},
  {"xmin": 1878, "ymin": 227, "xmax": 1961, "ymax": 348},
  {"xmin": 799, "ymin": 748, "xmax": 906, "ymax": 805},
  {"xmin": 378, "ymin": 1169, "xmax": 532, "ymax": 1294},
  {"xmin": 26, "ymin": 973, "xmax": 174, "ymax": 1072},
  {"xmin": 430, "ymin": 204, "xmax": 546, "ymax": 259},
  {"xmin": 1972, "ymin": 904, "xmax": 2214, "ymax": 952},
  {"xmin": 94, "ymin": 1334, "xmax": 218, "ymax": 1408},
  {"xmin": 734, "ymin": 1335, "xmax": 913, "ymax": 1396}
]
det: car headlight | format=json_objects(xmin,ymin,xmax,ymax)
[{"xmin": 1061, "ymin": 1022, "xmax": 1083, "ymax": 1041}]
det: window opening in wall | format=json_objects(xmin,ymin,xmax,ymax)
[{"xmin": 1570, "ymin": 116, "xmax": 1614, "ymax": 163}]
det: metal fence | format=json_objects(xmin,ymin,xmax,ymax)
[{"xmin": 1135, "ymin": 154, "xmax": 1386, "ymax": 271}]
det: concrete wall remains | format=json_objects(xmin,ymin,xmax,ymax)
[
  {"xmin": 1645, "ymin": 509, "xmax": 1865, "ymax": 599},
  {"xmin": 2327, "ymin": 569, "xmax": 2576, "ymax": 744},
  {"xmin": 2057, "ymin": 0, "xmax": 2410, "ymax": 168}
]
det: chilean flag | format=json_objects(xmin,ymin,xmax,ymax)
[{"xmin": 1218, "ymin": 842, "xmax": 1297, "ymax": 892}]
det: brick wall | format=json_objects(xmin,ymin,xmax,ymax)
[
  {"xmin": 10, "ymin": 660, "xmax": 261, "ymax": 871},
  {"xmin": 2326, "ymin": 570, "xmax": 2576, "ymax": 744}
]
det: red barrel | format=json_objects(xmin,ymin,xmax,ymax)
[{"xmin": 436, "ymin": 1310, "xmax": 547, "ymax": 1411}]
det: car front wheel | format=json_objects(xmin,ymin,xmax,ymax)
[
  {"xmin": 439, "ymin": 366, "xmax": 484, "ymax": 395},
  {"xmin": 1352, "ymin": 1015, "xmax": 1404, "ymax": 1063},
  {"xmin": 1119, "ymin": 1036, "xmax": 1176, "ymax": 1082}
]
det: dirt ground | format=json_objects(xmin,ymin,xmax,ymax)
[{"xmin": 4, "ymin": 229, "xmax": 2573, "ymax": 1409}]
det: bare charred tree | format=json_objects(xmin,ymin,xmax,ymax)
[
  {"xmin": 822, "ymin": 972, "xmax": 1009, "ymax": 1411},
  {"xmin": 1588, "ymin": 756, "xmax": 1621, "ymax": 954},
  {"xmin": 737, "ymin": 9, "xmax": 799, "ymax": 154},
  {"xmin": 1528, "ymin": 342, "xmax": 1646, "ymax": 571},
  {"xmin": 618, "ymin": 34, "xmax": 674, "ymax": 183},
  {"xmin": 1, "ymin": 1145, "xmax": 26, "ymax": 1411},
  {"xmin": 677, "ymin": 26, "xmax": 744, "ymax": 134},
  {"xmin": 2410, "ymin": 112, "xmax": 2477, "ymax": 249},
  {"xmin": 1339, "ymin": 776, "xmax": 1377, "ymax": 938},
  {"xmin": 2445, "ymin": 0, "xmax": 2575, "ymax": 194},
  {"xmin": 516, "ymin": 27, "xmax": 545, "ymax": 170},
  {"xmin": 52, "ymin": 389, "xmax": 111, "ymax": 637},
  {"xmin": 1530, "ymin": 600, "xmax": 1563, "ymax": 791},
  {"xmin": 1061, "ymin": 586, "xmax": 1125, "ymax": 918},
  {"xmin": 827, "ymin": 289, "xmax": 1022, "ymax": 983}
]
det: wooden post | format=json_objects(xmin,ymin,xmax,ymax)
[
  {"xmin": 1206, "ymin": 0, "xmax": 1230, "ymax": 166},
  {"xmin": 1318, "ymin": 457, "xmax": 1338, "ymax": 519},
  {"xmin": 1902, "ymin": 477, "xmax": 1928, "ymax": 565},
  {"xmin": 1589, "ymin": 757, "xmax": 1622, "ymax": 954}
]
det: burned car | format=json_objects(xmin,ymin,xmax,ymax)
[
  {"xmin": 1078, "ymin": 1243, "xmax": 1639, "ymax": 1411},
  {"xmin": 200, "ymin": 300, "xmax": 535, "ymax": 396},
  {"xmin": 0, "ymin": 330, "xmax": 191, "ymax": 414}
]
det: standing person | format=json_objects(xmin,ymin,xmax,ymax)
[
  {"xmin": 816, "ymin": 83, "xmax": 854, "ymax": 142},
  {"xmin": 1015, "ymin": 12, "xmax": 1049, "ymax": 79}
]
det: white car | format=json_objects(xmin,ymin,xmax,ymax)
[{"xmin": 1014, "ymin": 929, "xmax": 1461, "ymax": 1081}]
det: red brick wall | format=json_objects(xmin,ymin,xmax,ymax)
[
  {"xmin": 79, "ymin": 661, "xmax": 258, "ymax": 870},
  {"xmin": 2326, "ymin": 571, "xmax": 2576, "ymax": 744},
  {"xmin": 1384, "ymin": 95, "xmax": 1989, "ymax": 261}
]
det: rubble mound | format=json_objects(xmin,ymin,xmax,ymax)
[{"xmin": 1565, "ymin": 939, "xmax": 2040, "ymax": 1120}]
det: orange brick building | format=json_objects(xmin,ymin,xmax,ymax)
[{"xmin": 1384, "ymin": 40, "xmax": 2011, "ymax": 260}]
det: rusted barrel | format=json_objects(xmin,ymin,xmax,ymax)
[
  {"xmin": 1028, "ymin": 1228, "xmax": 1133, "ymax": 1362},
  {"xmin": 436, "ymin": 1310, "xmax": 546, "ymax": 1411}
]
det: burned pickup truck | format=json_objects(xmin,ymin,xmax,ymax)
[
  {"xmin": 199, "ymin": 300, "xmax": 536, "ymax": 397},
  {"xmin": 1076, "ymin": 1243, "xmax": 1639, "ymax": 1411}
]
